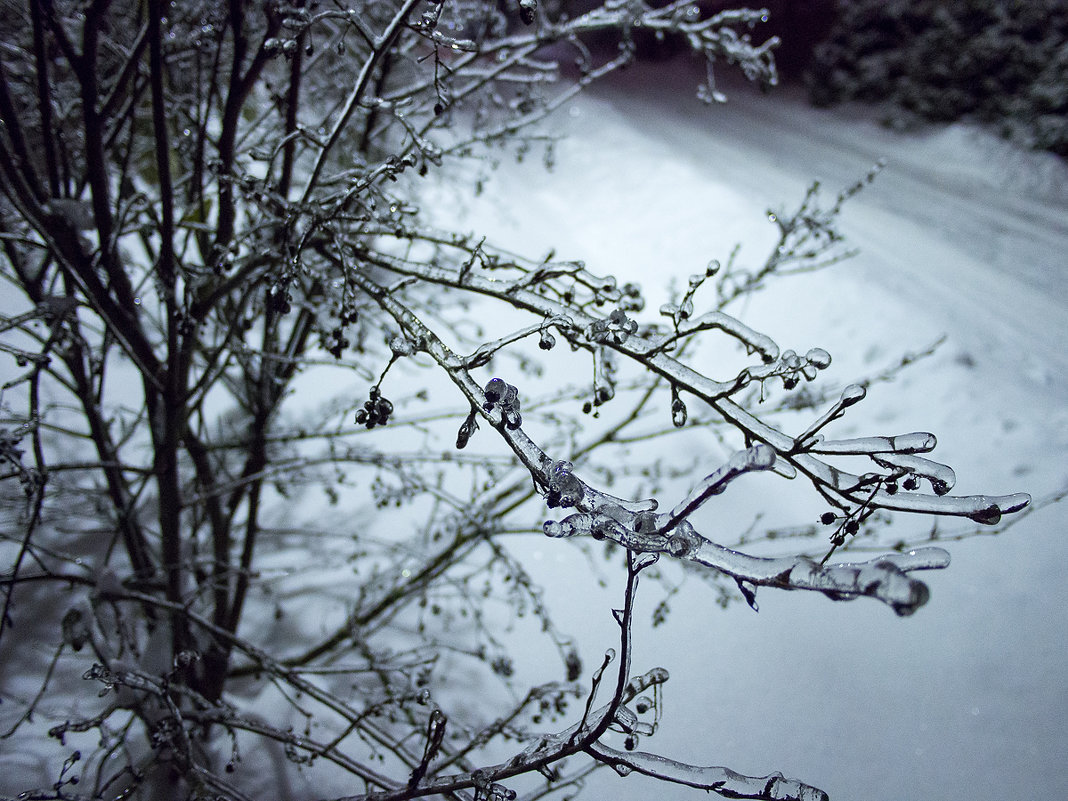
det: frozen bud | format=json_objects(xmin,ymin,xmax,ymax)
[
  {"xmin": 659, "ymin": 302, "xmax": 679, "ymax": 318},
  {"xmin": 633, "ymin": 511, "xmax": 658, "ymax": 534},
  {"xmin": 389, "ymin": 335, "xmax": 415, "ymax": 356},
  {"xmin": 667, "ymin": 529, "xmax": 697, "ymax": 558},
  {"xmin": 586, "ymin": 318, "xmax": 608, "ymax": 343},
  {"xmin": 806, "ymin": 347, "xmax": 832, "ymax": 369},
  {"xmin": 670, "ymin": 382, "xmax": 687, "ymax": 427},
  {"xmin": 840, "ymin": 384, "xmax": 866, "ymax": 406},
  {"xmin": 62, "ymin": 608, "xmax": 90, "ymax": 652},
  {"xmin": 968, "ymin": 504, "xmax": 1003, "ymax": 525},
  {"xmin": 543, "ymin": 519, "xmax": 567, "ymax": 537},
  {"xmin": 546, "ymin": 460, "xmax": 584, "ymax": 508},
  {"xmin": 565, "ymin": 649, "xmax": 582, "ymax": 681},
  {"xmin": 502, "ymin": 383, "xmax": 519, "ymax": 407},
  {"xmin": 456, "ymin": 412, "xmax": 478, "ymax": 449}
]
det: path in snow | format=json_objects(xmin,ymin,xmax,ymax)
[{"xmin": 428, "ymin": 60, "xmax": 1068, "ymax": 801}]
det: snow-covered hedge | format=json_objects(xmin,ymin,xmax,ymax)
[{"xmin": 807, "ymin": 0, "xmax": 1068, "ymax": 155}]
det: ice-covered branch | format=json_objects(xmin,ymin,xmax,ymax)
[
  {"xmin": 656, "ymin": 444, "xmax": 778, "ymax": 536},
  {"xmin": 587, "ymin": 743, "xmax": 829, "ymax": 801},
  {"xmin": 546, "ymin": 508, "xmax": 950, "ymax": 615},
  {"xmin": 355, "ymin": 244, "xmax": 1030, "ymax": 531},
  {"xmin": 692, "ymin": 541, "xmax": 950, "ymax": 616},
  {"xmin": 350, "ymin": 269, "xmax": 961, "ymax": 616}
]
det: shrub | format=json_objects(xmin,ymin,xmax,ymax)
[{"xmin": 0, "ymin": 2, "xmax": 1027, "ymax": 800}]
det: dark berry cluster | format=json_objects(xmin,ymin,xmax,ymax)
[
  {"xmin": 455, "ymin": 410, "xmax": 479, "ymax": 449},
  {"xmin": 266, "ymin": 283, "xmax": 292, "ymax": 314},
  {"xmin": 519, "ymin": 0, "xmax": 536, "ymax": 25},
  {"xmin": 779, "ymin": 348, "xmax": 832, "ymax": 390},
  {"xmin": 326, "ymin": 327, "xmax": 349, "ymax": 359},
  {"xmin": 355, "ymin": 386, "xmax": 393, "ymax": 429}
]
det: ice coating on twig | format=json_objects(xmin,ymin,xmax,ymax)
[
  {"xmin": 588, "ymin": 744, "xmax": 829, "ymax": 801},
  {"xmin": 687, "ymin": 540, "xmax": 948, "ymax": 615},
  {"xmin": 673, "ymin": 311, "xmax": 779, "ymax": 362},
  {"xmin": 582, "ymin": 485, "xmax": 659, "ymax": 514},
  {"xmin": 733, "ymin": 345, "xmax": 834, "ymax": 390},
  {"xmin": 864, "ymin": 489, "xmax": 1031, "ymax": 523},
  {"xmin": 872, "ymin": 452, "xmax": 956, "ymax": 494},
  {"xmin": 809, "ymin": 432, "xmax": 937, "ymax": 454},
  {"xmin": 356, "ymin": 265, "xmax": 1027, "ymax": 617},
  {"xmin": 546, "ymin": 508, "xmax": 945, "ymax": 615},
  {"xmin": 795, "ymin": 383, "xmax": 867, "ymax": 447},
  {"xmin": 877, "ymin": 547, "xmax": 951, "ymax": 571},
  {"xmin": 662, "ymin": 444, "xmax": 777, "ymax": 533}
]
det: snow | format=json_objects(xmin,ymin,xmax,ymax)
[{"xmin": 423, "ymin": 61, "xmax": 1068, "ymax": 801}]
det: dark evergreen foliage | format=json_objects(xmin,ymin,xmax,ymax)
[{"xmin": 807, "ymin": 0, "xmax": 1068, "ymax": 155}]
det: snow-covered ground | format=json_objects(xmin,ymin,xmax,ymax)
[{"xmin": 425, "ymin": 61, "xmax": 1068, "ymax": 801}]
